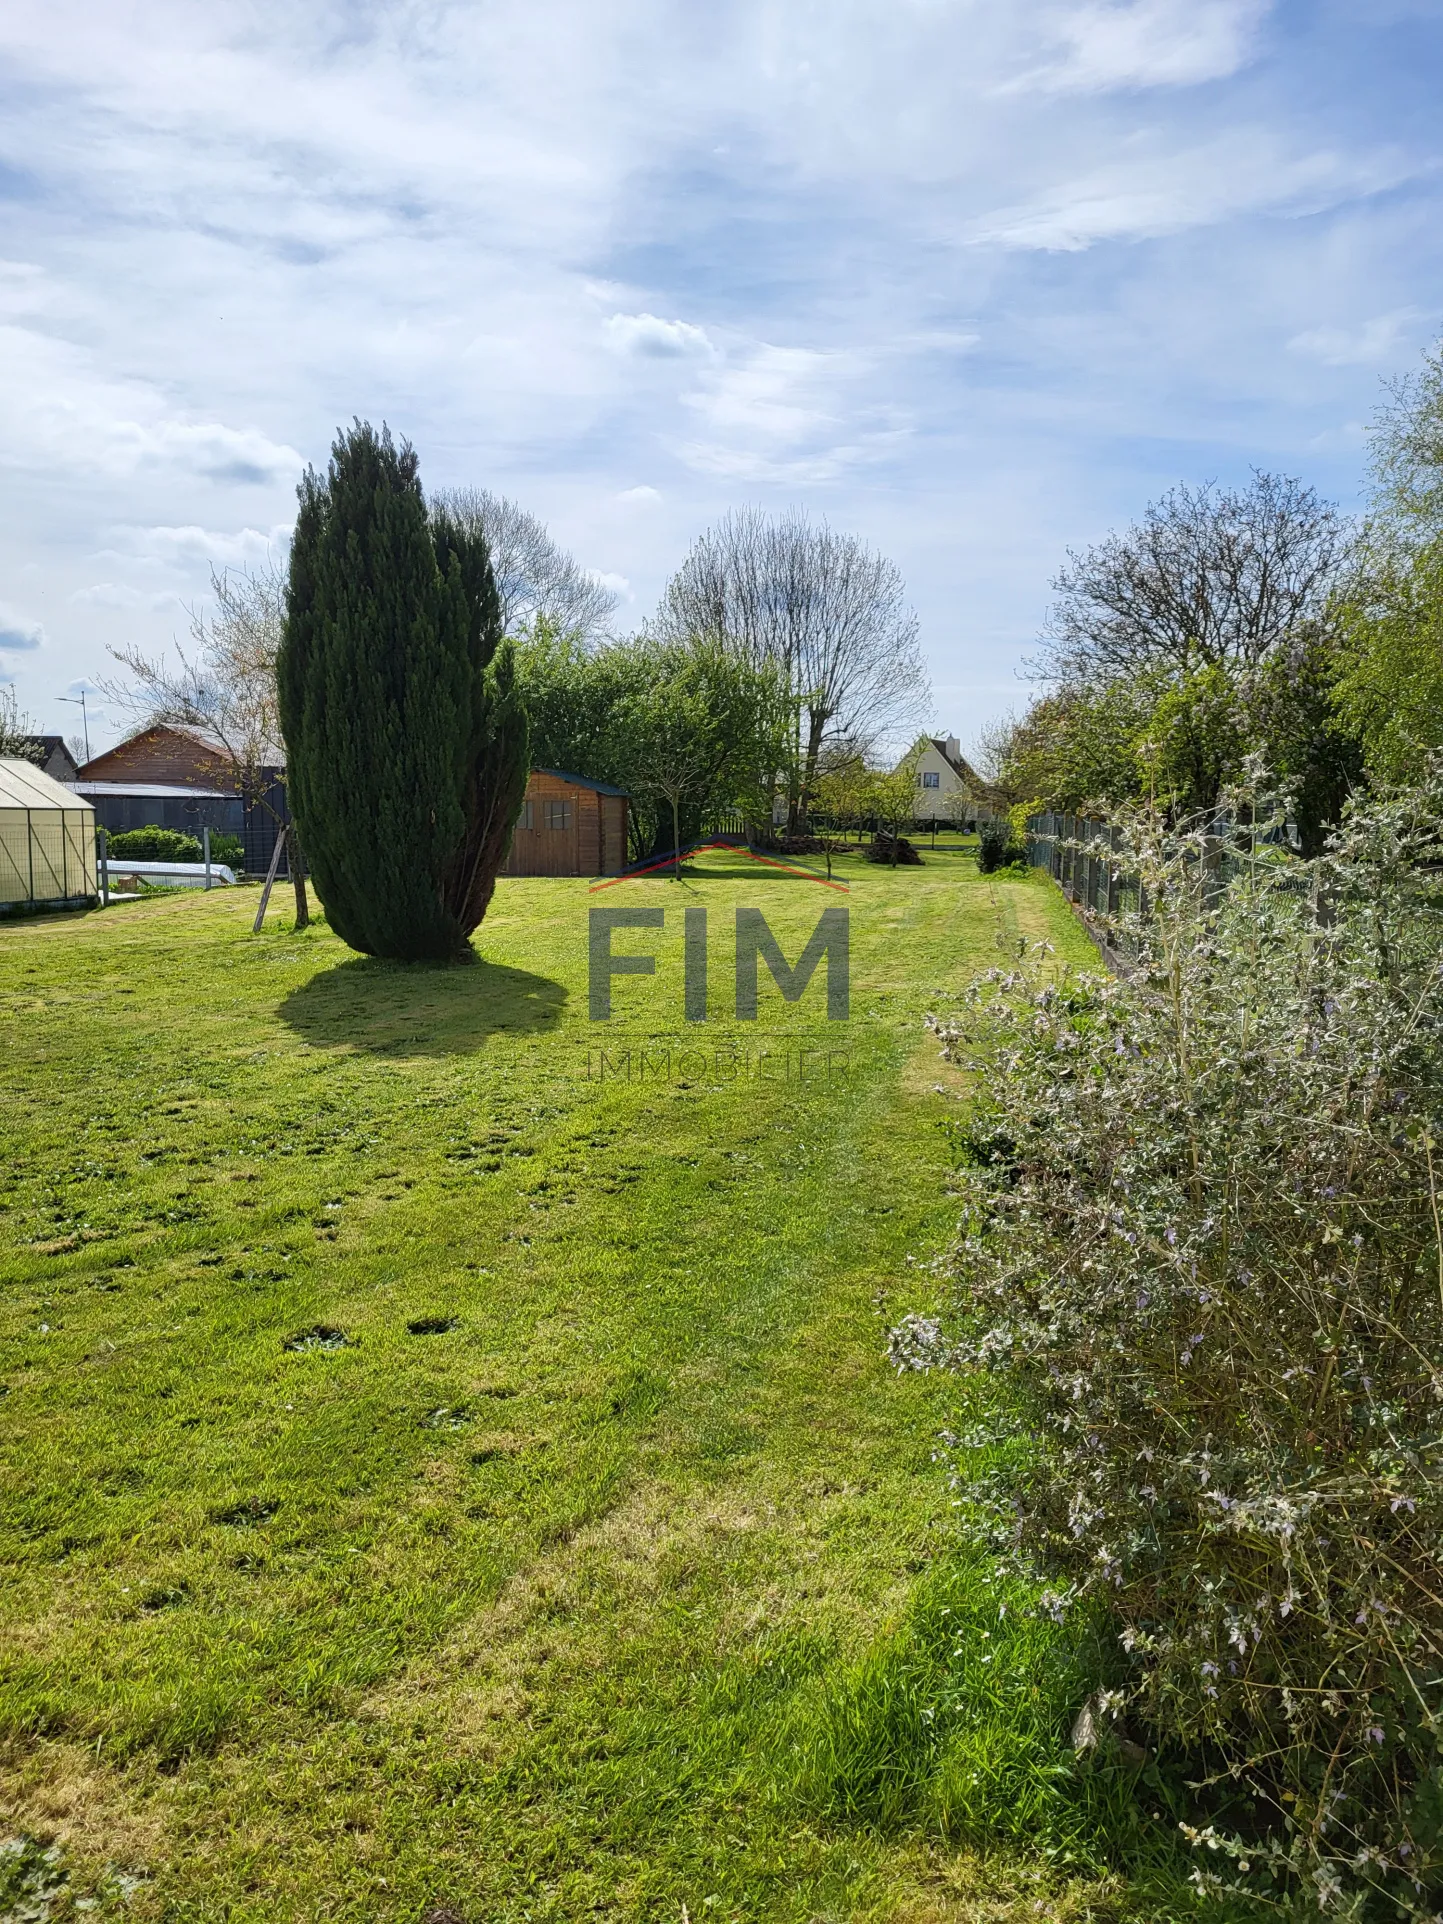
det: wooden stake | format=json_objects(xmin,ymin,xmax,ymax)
[{"xmin": 252, "ymin": 828, "xmax": 287, "ymax": 933}]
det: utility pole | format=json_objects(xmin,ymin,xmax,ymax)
[{"xmin": 58, "ymin": 691, "xmax": 91, "ymax": 763}]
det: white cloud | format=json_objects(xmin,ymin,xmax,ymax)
[
  {"xmin": 615, "ymin": 485, "xmax": 662, "ymax": 504},
  {"xmin": 591, "ymin": 569, "xmax": 633, "ymax": 599},
  {"xmin": 965, "ymin": 136, "xmax": 1411, "ymax": 251},
  {"xmin": 1011, "ymin": 0, "xmax": 1271, "ymax": 94},
  {"xmin": 0, "ymin": 602, "xmax": 45, "ymax": 652},
  {"xmin": 1289, "ymin": 310, "xmax": 1426, "ymax": 367},
  {"xmin": 605, "ymin": 312, "xmax": 715, "ymax": 358},
  {"xmin": 679, "ymin": 342, "xmax": 906, "ymax": 485},
  {"xmin": 104, "ymin": 524, "xmax": 293, "ymax": 570},
  {"xmin": 0, "ymin": 324, "xmax": 304, "ymax": 483},
  {"xmin": 70, "ymin": 583, "xmax": 183, "ymax": 612}
]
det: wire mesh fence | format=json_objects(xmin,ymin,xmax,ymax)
[{"xmin": 1026, "ymin": 808, "xmax": 1316, "ymax": 966}]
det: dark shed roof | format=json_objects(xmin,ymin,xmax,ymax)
[{"xmin": 536, "ymin": 768, "xmax": 630, "ymax": 798}]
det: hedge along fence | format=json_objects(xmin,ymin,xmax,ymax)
[
  {"xmin": 905, "ymin": 776, "xmax": 1443, "ymax": 1918},
  {"xmin": 1027, "ymin": 807, "xmax": 1314, "ymax": 967}
]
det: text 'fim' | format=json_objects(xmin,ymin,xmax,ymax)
[{"xmin": 588, "ymin": 906, "xmax": 850, "ymax": 1022}]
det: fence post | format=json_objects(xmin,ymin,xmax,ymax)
[
  {"xmin": 203, "ymin": 824, "xmax": 212, "ymax": 892},
  {"xmin": 98, "ymin": 826, "xmax": 109, "ymax": 907}
]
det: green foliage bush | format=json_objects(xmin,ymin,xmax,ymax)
[
  {"xmin": 106, "ymin": 826, "xmax": 202, "ymax": 862},
  {"xmin": 909, "ymin": 773, "xmax": 1443, "ymax": 1915},
  {"xmin": 976, "ymin": 817, "xmax": 1027, "ymax": 873},
  {"xmin": 207, "ymin": 832, "xmax": 244, "ymax": 867},
  {"xmin": 106, "ymin": 827, "xmax": 245, "ymax": 866}
]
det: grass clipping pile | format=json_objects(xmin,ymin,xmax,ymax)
[{"xmin": 903, "ymin": 773, "xmax": 1443, "ymax": 1916}]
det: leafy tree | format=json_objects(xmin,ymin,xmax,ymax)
[
  {"xmin": 1370, "ymin": 334, "xmax": 1443, "ymax": 540},
  {"xmin": 994, "ymin": 472, "xmax": 1362, "ymax": 838},
  {"xmin": 278, "ymin": 422, "xmax": 527, "ymax": 961},
  {"xmin": 511, "ymin": 619, "xmax": 646, "ymax": 787},
  {"xmin": 859, "ymin": 759, "xmax": 921, "ymax": 865},
  {"xmin": 1248, "ymin": 630, "xmax": 1362, "ymax": 854},
  {"xmin": 1333, "ymin": 337, "xmax": 1443, "ymax": 786},
  {"xmin": 812, "ymin": 751, "xmax": 869, "ymax": 842},
  {"xmin": 986, "ymin": 681, "xmax": 1157, "ymax": 814},
  {"xmin": 1136, "ymin": 663, "xmax": 1249, "ymax": 814},
  {"xmin": 1336, "ymin": 541, "xmax": 1443, "ymax": 784},
  {"xmin": 512, "ymin": 623, "xmax": 788, "ymax": 860},
  {"xmin": 619, "ymin": 640, "xmax": 788, "ymax": 875}
]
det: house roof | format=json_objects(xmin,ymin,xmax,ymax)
[
  {"xmin": 929, "ymin": 738, "xmax": 1004, "ymax": 806},
  {"xmin": 68, "ymin": 782, "xmax": 240, "ymax": 801},
  {"xmin": 0, "ymin": 757, "xmax": 97, "ymax": 812},
  {"xmin": 536, "ymin": 767, "xmax": 630, "ymax": 798},
  {"xmin": 19, "ymin": 734, "xmax": 75, "ymax": 762},
  {"xmin": 78, "ymin": 723, "xmax": 284, "ymax": 777}
]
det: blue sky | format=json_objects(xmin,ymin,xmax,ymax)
[{"xmin": 1, "ymin": 0, "xmax": 1441, "ymax": 756}]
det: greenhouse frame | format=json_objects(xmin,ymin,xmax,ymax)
[{"xmin": 0, "ymin": 757, "xmax": 99, "ymax": 915}]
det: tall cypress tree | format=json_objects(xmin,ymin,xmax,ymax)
[
  {"xmin": 278, "ymin": 422, "xmax": 528, "ymax": 960},
  {"xmin": 432, "ymin": 503, "xmax": 530, "ymax": 935}
]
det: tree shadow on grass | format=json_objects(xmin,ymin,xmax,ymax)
[{"xmin": 278, "ymin": 954, "xmax": 567, "ymax": 1057}]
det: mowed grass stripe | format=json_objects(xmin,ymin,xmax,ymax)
[{"xmin": 0, "ymin": 852, "xmax": 1117, "ymax": 1923}]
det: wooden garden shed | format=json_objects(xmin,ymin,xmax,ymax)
[{"xmin": 503, "ymin": 770, "xmax": 628, "ymax": 878}]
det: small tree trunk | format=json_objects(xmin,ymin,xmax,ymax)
[{"xmin": 287, "ymin": 825, "xmax": 310, "ymax": 930}]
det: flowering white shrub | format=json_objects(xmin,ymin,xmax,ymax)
[{"xmin": 922, "ymin": 773, "xmax": 1443, "ymax": 1915}]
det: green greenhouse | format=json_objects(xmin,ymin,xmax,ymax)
[{"xmin": 0, "ymin": 757, "xmax": 98, "ymax": 916}]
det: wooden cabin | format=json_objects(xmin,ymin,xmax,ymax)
[{"xmin": 504, "ymin": 770, "xmax": 628, "ymax": 878}]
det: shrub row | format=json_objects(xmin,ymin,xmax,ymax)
[
  {"xmin": 902, "ymin": 774, "xmax": 1443, "ymax": 1916},
  {"xmin": 105, "ymin": 826, "xmax": 244, "ymax": 866}
]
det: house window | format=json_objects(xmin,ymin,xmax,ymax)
[
  {"xmin": 519, "ymin": 800, "xmax": 534, "ymax": 830},
  {"xmin": 546, "ymin": 800, "xmax": 572, "ymax": 830},
  {"xmin": 921, "ymin": 770, "xmax": 941, "ymax": 789}
]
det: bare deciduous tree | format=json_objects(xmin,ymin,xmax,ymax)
[
  {"xmin": 652, "ymin": 507, "xmax": 929, "ymax": 830},
  {"xmin": 1041, "ymin": 473, "xmax": 1349, "ymax": 685},
  {"xmin": 103, "ymin": 564, "xmax": 309, "ymax": 927},
  {"xmin": 431, "ymin": 488, "xmax": 617, "ymax": 641}
]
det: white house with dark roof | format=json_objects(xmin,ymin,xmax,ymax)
[{"xmin": 907, "ymin": 735, "xmax": 1000, "ymax": 826}]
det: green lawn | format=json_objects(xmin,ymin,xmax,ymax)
[{"xmin": 0, "ymin": 851, "xmax": 1145, "ymax": 1923}]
